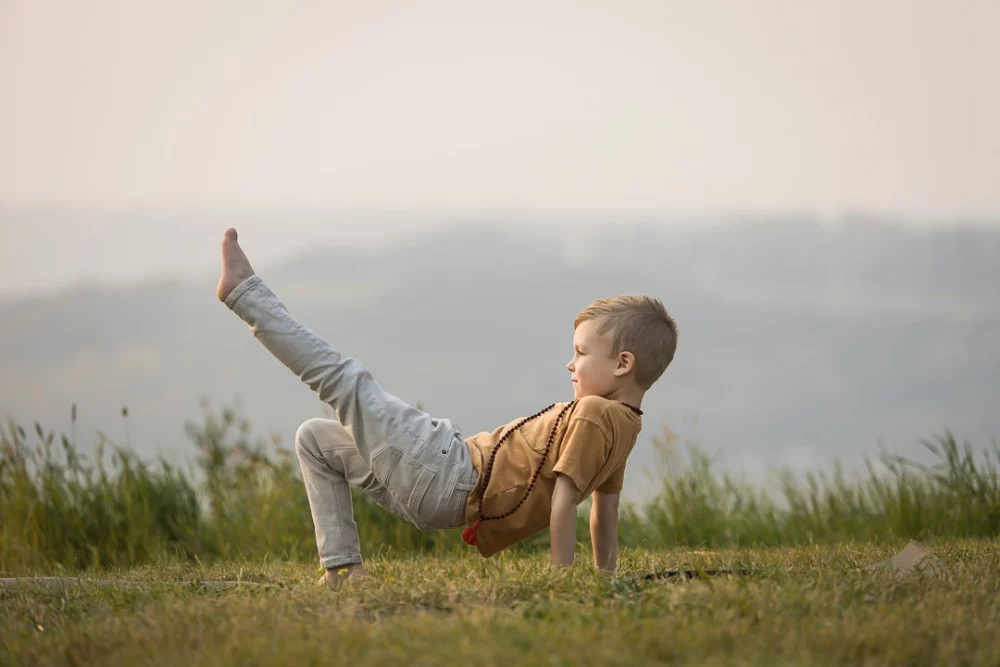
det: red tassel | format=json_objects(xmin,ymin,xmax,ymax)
[{"xmin": 462, "ymin": 520, "xmax": 481, "ymax": 546}]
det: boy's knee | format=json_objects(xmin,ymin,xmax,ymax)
[
  {"xmin": 295, "ymin": 418, "xmax": 355, "ymax": 458},
  {"xmin": 294, "ymin": 418, "xmax": 327, "ymax": 457}
]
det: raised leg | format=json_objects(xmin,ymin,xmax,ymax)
[{"xmin": 217, "ymin": 228, "xmax": 475, "ymax": 530}]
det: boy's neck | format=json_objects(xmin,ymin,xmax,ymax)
[{"xmin": 602, "ymin": 386, "xmax": 645, "ymax": 409}]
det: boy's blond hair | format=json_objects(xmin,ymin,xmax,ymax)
[{"xmin": 574, "ymin": 295, "xmax": 677, "ymax": 390}]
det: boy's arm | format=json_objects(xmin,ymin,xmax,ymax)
[
  {"xmin": 590, "ymin": 490, "xmax": 620, "ymax": 573},
  {"xmin": 550, "ymin": 473, "xmax": 582, "ymax": 568}
]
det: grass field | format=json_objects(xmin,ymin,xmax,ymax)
[
  {"xmin": 3, "ymin": 404, "xmax": 1000, "ymax": 664},
  {"xmin": 3, "ymin": 539, "xmax": 999, "ymax": 666}
]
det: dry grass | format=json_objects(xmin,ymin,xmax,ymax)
[{"xmin": 3, "ymin": 538, "xmax": 999, "ymax": 666}]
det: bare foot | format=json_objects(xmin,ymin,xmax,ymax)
[
  {"xmin": 316, "ymin": 563, "xmax": 369, "ymax": 590},
  {"xmin": 216, "ymin": 228, "xmax": 256, "ymax": 302}
]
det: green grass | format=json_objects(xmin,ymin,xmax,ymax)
[
  {"xmin": 3, "ymin": 539, "xmax": 999, "ymax": 666},
  {"xmin": 3, "ymin": 400, "xmax": 999, "ymax": 572},
  {"xmin": 3, "ymin": 402, "xmax": 1000, "ymax": 664}
]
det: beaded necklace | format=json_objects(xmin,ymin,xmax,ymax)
[{"xmin": 461, "ymin": 399, "xmax": 643, "ymax": 546}]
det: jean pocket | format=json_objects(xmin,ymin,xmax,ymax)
[
  {"xmin": 370, "ymin": 445, "xmax": 436, "ymax": 529},
  {"xmin": 455, "ymin": 475, "xmax": 478, "ymax": 492}
]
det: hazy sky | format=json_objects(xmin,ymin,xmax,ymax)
[{"xmin": 2, "ymin": 0, "xmax": 999, "ymax": 296}]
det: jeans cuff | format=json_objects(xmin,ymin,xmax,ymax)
[
  {"xmin": 224, "ymin": 274, "xmax": 263, "ymax": 310},
  {"xmin": 321, "ymin": 554, "xmax": 363, "ymax": 570}
]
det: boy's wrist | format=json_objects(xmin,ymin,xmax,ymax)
[
  {"xmin": 590, "ymin": 523, "xmax": 618, "ymax": 568},
  {"xmin": 550, "ymin": 555, "xmax": 574, "ymax": 569},
  {"xmin": 549, "ymin": 525, "xmax": 576, "ymax": 567}
]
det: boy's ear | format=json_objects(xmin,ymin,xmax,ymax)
[{"xmin": 613, "ymin": 351, "xmax": 635, "ymax": 377}]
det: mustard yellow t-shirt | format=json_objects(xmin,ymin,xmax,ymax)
[{"xmin": 463, "ymin": 395, "xmax": 642, "ymax": 557}]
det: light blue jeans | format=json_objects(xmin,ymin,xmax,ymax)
[{"xmin": 225, "ymin": 274, "xmax": 479, "ymax": 569}]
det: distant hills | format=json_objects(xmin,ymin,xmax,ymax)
[{"xmin": 3, "ymin": 218, "xmax": 998, "ymax": 502}]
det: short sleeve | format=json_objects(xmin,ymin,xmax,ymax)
[
  {"xmin": 552, "ymin": 417, "xmax": 611, "ymax": 494},
  {"xmin": 595, "ymin": 463, "xmax": 626, "ymax": 494}
]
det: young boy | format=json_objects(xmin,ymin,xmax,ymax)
[{"xmin": 216, "ymin": 228, "xmax": 677, "ymax": 587}]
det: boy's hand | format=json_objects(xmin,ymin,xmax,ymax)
[{"xmin": 549, "ymin": 474, "xmax": 582, "ymax": 568}]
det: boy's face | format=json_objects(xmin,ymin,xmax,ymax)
[{"xmin": 566, "ymin": 318, "xmax": 621, "ymax": 400}]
